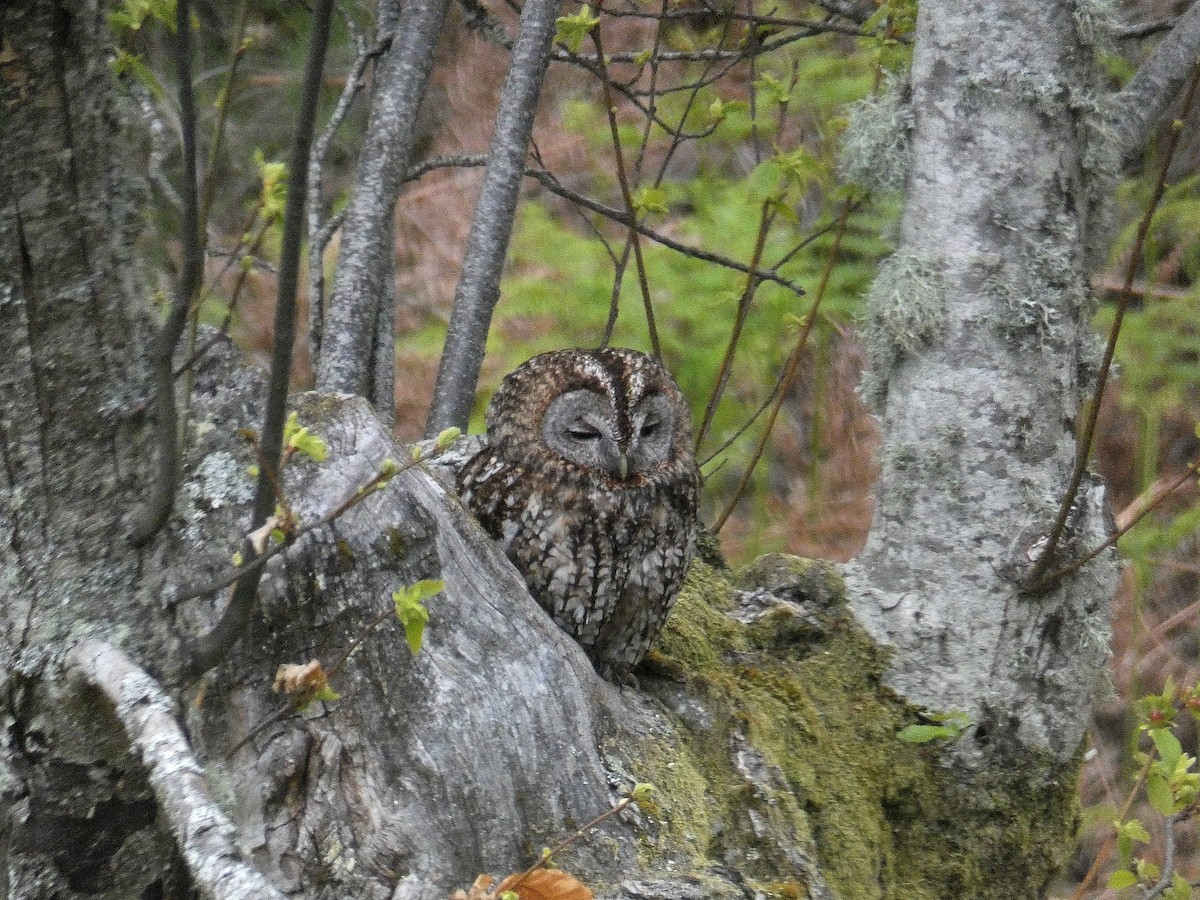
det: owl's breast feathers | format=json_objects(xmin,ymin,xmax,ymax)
[{"xmin": 457, "ymin": 444, "xmax": 699, "ymax": 660}]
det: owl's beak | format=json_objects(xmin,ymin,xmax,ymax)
[{"xmin": 617, "ymin": 451, "xmax": 629, "ymax": 480}]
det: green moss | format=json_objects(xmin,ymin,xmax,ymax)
[{"xmin": 629, "ymin": 556, "xmax": 1082, "ymax": 899}]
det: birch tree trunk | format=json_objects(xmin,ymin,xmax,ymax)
[{"xmin": 848, "ymin": 0, "xmax": 1125, "ymax": 762}]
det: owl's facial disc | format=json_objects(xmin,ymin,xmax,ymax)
[
  {"xmin": 542, "ymin": 390, "xmax": 624, "ymax": 475},
  {"xmin": 628, "ymin": 393, "xmax": 676, "ymax": 473}
]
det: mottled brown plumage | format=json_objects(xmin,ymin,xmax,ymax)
[{"xmin": 457, "ymin": 348, "xmax": 699, "ymax": 675}]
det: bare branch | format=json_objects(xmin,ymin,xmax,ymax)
[
  {"xmin": 425, "ymin": 0, "xmax": 565, "ymax": 434},
  {"xmin": 589, "ymin": 16, "xmax": 660, "ymax": 357},
  {"xmin": 316, "ymin": 0, "xmax": 450, "ymax": 399},
  {"xmin": 128, "ymin": 0, "xmax": 203, "ymax": 546},
  {"xmin": 1108, "ymin": 0, "xmax": 1200, "ymax": 162},
  {"xmin": 1027, "ymin": 62, "xmax": 1200, "ymax": 591},
  {"xmin": 68, "ymin": 640, "xmax": 287, "ymax": 900},
  {"xmin": 399, "ymin": 157, "xmax": 808, "ymax": 294},
  {"xmin": 308, "ymin": 19, "xmax": 372, "ymax": 363},
  {"xmin": 184, "ymin": 0, "xmax": 335, "ymax": 680}
]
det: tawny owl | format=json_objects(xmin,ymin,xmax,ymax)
[{"xmin": 457, "ymin": 348, "xmax": 700, "ymax": 676}]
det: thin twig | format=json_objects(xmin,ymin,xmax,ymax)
[
  {"xmin": 503, "ymin": 795, "xmax": 639, "ymax": 891},
  {"xmin": 1026, "ymin": 62, "xmax": 1200, "ymax": 591},
  {"xmin": 128, "ymin": 0, "xmax": 203, "ymax": 546},
  {"xmin": 174, "ymin": 450, "xmax": 430, "ymax": 605},
  {"xmin": 1041, "ymin": 461, "xmax": 1199, "ymax": 584},
  {"xmin": 398, "ymin": 163, "xmax": 808, "ymax": 295},
  {"xmin": 1070, "ymin": 753, "xmax": 1155, "ymax": 900},
  {"xmin": 183, "ymin": 0, "xmax": 336, "ymax": 680},
  {"xmin": 695, "ymin": 202, "xmax": 773, "ymax": 449},
  {"xmin": 713, "ymin": 199, "xmax": 853, "ymax": 530},
  {"xmin": 590, "ymin": 15, "xmax": 661, "ymax": 357},
  {"xmin": 1145, "ymin": 813, "xmax": 1178, "ymax": 899}
]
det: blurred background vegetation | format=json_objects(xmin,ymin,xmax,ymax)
[{"xmin": 109, "ymin": 0, "xmax": 1200, "ymax": 893}]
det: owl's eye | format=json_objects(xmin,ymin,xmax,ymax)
[
  {"xmin": 640, "ymin": 420, "xmax": 660, "ymax": 438},
  {"xmin": 567, "ymin": 425, "xmax": 602, "ymax": 441}
]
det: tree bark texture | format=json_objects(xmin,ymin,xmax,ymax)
[
  {"xmin": 848, "ymin": 0, "xmax": 1121, "ymax": 763},
  {"xmin": 315, "ymin": 0, "xmax": 449, "ymax": 404},
  {"xmin": 425, "ymin": 0, "xmax": 564, "ymax": 436}
]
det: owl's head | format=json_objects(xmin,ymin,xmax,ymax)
[{"xmin": 485, "ymin": 348, "xmax": 694, "ymax": 482}]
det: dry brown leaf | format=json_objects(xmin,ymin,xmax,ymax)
[
  {"xmin": 272, "ymin": 660, "xmax": 329, "ymax": 696},
  {"xmin": 248, "ymin": 514, "xmax": 282, "ymax": 554},
  {"xmin": 494, "ymin": 868, "xmax": 594, "ymax": 900}
]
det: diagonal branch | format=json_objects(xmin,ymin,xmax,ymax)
[
  {"xmin": 183, "ymin": 0, "xmax": 335, "ymax": 680},
  {"xmin": 425, "ymin": 0, "xmax": 565, "ymax": 435},
  {"xmin": 68, "ymin": 640, "xmax": 287, "ymax": 900},
  {"xmin": 1107, "ymin": 0, "xmax": 1200, "ymax": 163}
]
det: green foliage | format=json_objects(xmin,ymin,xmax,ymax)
[
  {"xmin": 255, "ymin": 150, "xmax": 289, "ymax": 220},
  {"xmin": 1107, "ymin": 682, "xmax": 1200, "ymax": 896},
  {"xmin": 284, "ymin": 411, "xmax": 329, "ymax": 462},
  {"xmin": 393, "ymin": 579, "xmax": 445, "ymax": 656},
  {"xmin": 108, "ymin": 0, "xmax": 177, "ymax": 34},
  {"xmin": 897, "ymin": 710, "xmax": 971, "ymax": 744},
  {"xmin": 109, "ymin": 49, "xmax": 170, "ymax": 100},
  {"xmin": 554, "ymin": 5, "xmax": 600, "ymax": 53}
]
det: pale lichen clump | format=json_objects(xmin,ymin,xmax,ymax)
[
  {"xmin": 858, "ymin": 252, "xmax": 946, "ymax": 403},
  {"xmin": 838, "ymin": 76, "xmax": 913, "ymax": 195}
]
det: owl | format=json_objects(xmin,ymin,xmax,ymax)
[{"xmin": 457, "ymin": 348, "xmax": 700, "ymax": 677}]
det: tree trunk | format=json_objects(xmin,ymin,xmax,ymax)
[{"xmin": 849, "ymin": 0, "xmax": 1119, "ymax": 759}]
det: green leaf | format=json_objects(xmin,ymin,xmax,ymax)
[
  {"xmin": 1165, "ymin": 872, "xmax": 1193, "ymax": 900},
  {"xmin": 629, "ymin": 782, "xmax": 656, "ymax": 804},
  {"xmin": 284, "ymin": 411, "xmax": 328, "ymax": 462},
  {"xmin": 1107, "ymin": 869, "xmax": 1137, "ymax": 889},
  {"xmin": 435, "ymin": 427, "xmax": 461, "ymax": 451},
  {"xmin": 1146, "ymin": 771, "xmax": 1174, "ymax": 816},
  {"xmin": 632, "ymin": 186, "xmax": 669, "ymax": 217},
  {"xmin": 896, "ymin": 724, "xmax": 957, "ymax": 744},
  {"xmin": 109, "ymin": 50, "xmax": 169, "ymax": 102},
  {"xmin": 107, "ymin": 0, "xmax": 177, "ymax": 33},
  {"xmin": 1116, "ymin": 818, "xmax": 1152, "ymax": 844},
  {"xmin": 254, "ymin": 150, "xmax": 289, "ymax": 217},
  {"xmin": 754, "ymin": 71, "xmax": 791, "ymax": 106},
  {"xmin": 555, "ymin": 5, "xmax": 601, "ymax": 53},
  {"xmin": 1152, "ymin": 727, "xmax": 1183, "ymax": 772},
  {"xmin": 393, "ymin": 580, "xmax": 443, "ymax": 655},
  {"xmin": 1116, "ymin": 830, "xmax": 1132, "ymax": 868},
  {"xmin": 775, "ymin": 146, "xmax": 824, "ymax": 188}
]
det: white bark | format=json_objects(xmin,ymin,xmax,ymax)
[
  {"xmin": 68, "ymin": 640, "xmax": 287, "ymax": 900},
  {"xmin": 848, "ymin": 0, "xmax": 1119, "ymax": 763}
]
